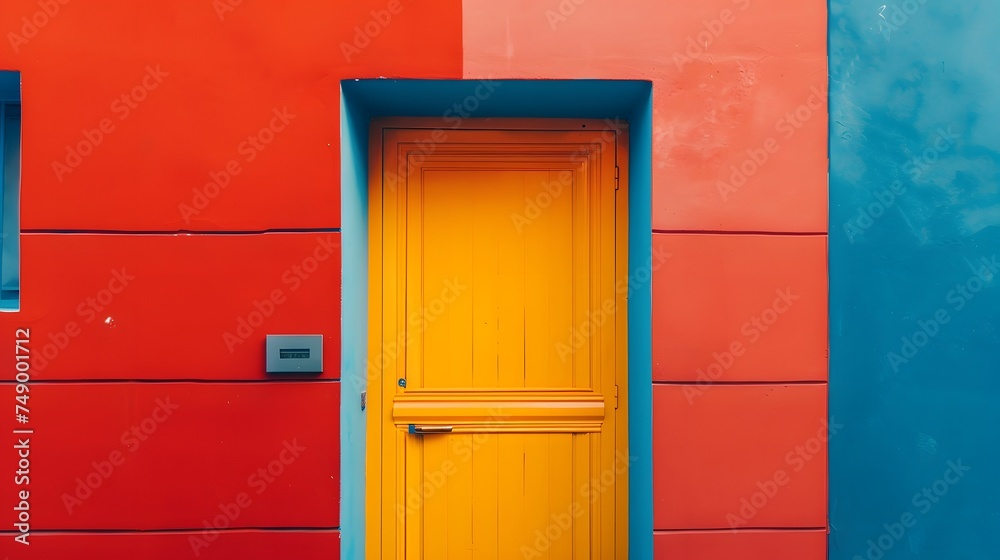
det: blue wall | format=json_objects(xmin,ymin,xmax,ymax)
[{"xmin": 830, "ymin": 1, "xmax": 1000, "ymax": 558}]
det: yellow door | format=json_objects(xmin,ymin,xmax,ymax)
[{"xmin": 368, "ymin": 118, "xmax": 628, "ymax": 559}]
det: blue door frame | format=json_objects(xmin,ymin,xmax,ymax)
[{"xmin": 340, "ymin": 79, "xmax": 653, "ymax": 559}]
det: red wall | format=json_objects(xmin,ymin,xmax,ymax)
[
  {"xmin": 464, "ymin": 0, "xmax": 828, "ymax": 556},
  {"xmin": 0, "ymin": 0, "xmax": 460, "ymax": 557}
]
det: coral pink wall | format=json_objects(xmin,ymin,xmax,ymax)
[{"xmin": 464, "ymin": 0, "xmax": 828, "ymax": 556}]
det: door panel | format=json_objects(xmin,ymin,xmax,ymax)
[
  {"xmin": 414, "ymin": 168, "xmax": 580, "ymax": 390},
  {"xmin": 411, "ymin": 434, "xmax": 586, "ymax": 559},
  {"xmin": 369, "ymin": 120, "xmax": 627, "ymax": 559}
]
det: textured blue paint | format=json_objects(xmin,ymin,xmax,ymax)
[
  {"xmin": 340, "ymin": 87, "xmax": 369, "ymax": 559},
  {"xmin": 341, "ymin": 79, "xmax": 653, "ymax": 559},
  {"xmin": 830, "ymin": 2, "xmax": 1000, "ymax": 558},
  {"xmin": 627, "ymin": 88, "xmax": 655, "ymax": 560}
]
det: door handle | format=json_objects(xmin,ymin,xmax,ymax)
[{"xmin": 408, "ymin": 424, "xmax": 453, "ymax": 434}]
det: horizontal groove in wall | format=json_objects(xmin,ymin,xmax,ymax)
[
  {"xmin": 23, "ymin": 228, "xmax": 825, "ymax": 236},
  {"xmin": 654, "ymin": 527, "xmax": 827, "ymax": 533},
  {"xmin": 0, "ymin": 527, "xmax": 340, "ymax": 535},
  {"xmin": 652, "ymin": 380, "xmax": 826, "ymax": 386},
  {"xmin": 22, "ymin": 228, "xmax": 342, "ymax": 236},
  {"xmin": 0, "ymin": 378, "xmax": 342, "ymax": 384},
  {"xmin": 652, "ymin": 229, "xmax": 828, "ymax": 236}
]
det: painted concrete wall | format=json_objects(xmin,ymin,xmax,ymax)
[
  {"xmin": 0, "ymin": 1, "xmax": 461, "ymax": 557},
  {"xmin": 0, "ymin": 0, "xmax": 839, "ymax": 558},
  {"xmin": 830, "ymin": 1, "xmax": 999, "ymax": 558},
  {"xmin": 463, "ymin": 0, "xmax": 829, "ymax": 558}
]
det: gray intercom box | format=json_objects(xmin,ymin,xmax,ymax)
[{"xmin": 266, "ymin": 334, "xmax": 323, "ymax": 373}]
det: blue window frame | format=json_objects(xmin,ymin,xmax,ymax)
[{"xmin": 0, "ymin": 70, "xmax": 20, "ymax": 311}]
